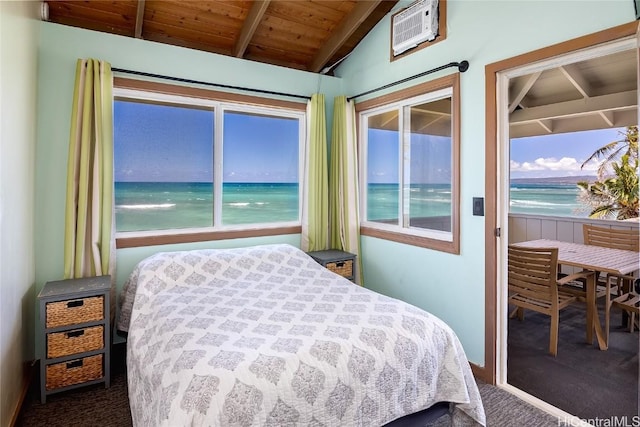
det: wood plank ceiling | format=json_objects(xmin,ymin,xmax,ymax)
[{"xmin": 43, "ymin": 0, "xmax": 399, "ymax": 74}]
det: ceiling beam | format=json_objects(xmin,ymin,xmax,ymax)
[
  {"xmin": 508, "ymin": 72, "xmax": 541, "ymax": 113},
  {"xmin": 559, "ymin": 63, "xmax": 592, "ymax": 98},
  {"xmin": 536, "ymin": 119, "xmax": 553, "ymax": 134},
  {"xmin": 134, "ymin": 0, "xmax": 145, "ymax": 39},
  {"xmin": 598, "ymin": 110, "xmax": 614, "ymax": 127},
  {"xmin": 509, "ymin": 90, "xmax": 637, "ymax": 124},
  {"xmin": 309, "ymin": 0, "xmax": 382, "ymax": 73},
  {"xmin": 234, "ymin": 0, "xmax": 271, "ymax": 58}
]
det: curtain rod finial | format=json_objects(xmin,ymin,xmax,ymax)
[{"xmin": 458, "ymin": 60, "xmax": 469, "ymax": 73}]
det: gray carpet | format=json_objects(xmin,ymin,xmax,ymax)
[
  {"xmin": 17, "ymin": 345, "xmax": 561, "ymax": 427},
  {"xmin": 508, "ymin": 298, "xmax": 639, "ymax": 420}
]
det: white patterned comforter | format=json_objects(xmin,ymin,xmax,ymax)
[{"xmin": 117, "ymin": 244, "xmax": 485, "ymax": 426}]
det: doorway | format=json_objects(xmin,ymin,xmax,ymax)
[{"xmin": 484, "ymin": 21, "xmax": 639, "ymax": 419}]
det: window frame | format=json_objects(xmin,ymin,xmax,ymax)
[
  {"xmin": 113, "ymin": 78, "xmax": 307, "ymax": 249},
  {"xmin": 356, "ymin": 73, "xmax": 460, "ymax": 254}
]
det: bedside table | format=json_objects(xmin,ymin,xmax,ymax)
[
  {"xmin": 307, "ymin": 249, "xmax": 357, "ymax": 282},
  {"xmin": 38, "ymin": 275, "xmax": 112, "ymax": 403}
]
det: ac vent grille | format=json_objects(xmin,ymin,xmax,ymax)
[{"xmin": 392, "ymin": 0, "xmax": 439, "ymax": 56}]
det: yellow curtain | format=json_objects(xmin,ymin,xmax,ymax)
[
  {"xmin": 329, "ymin": 96, "xmax": 363, "ymax": 284},
  {"xmin": 63, "ymin": 59, "xmax": 114, "ymax": 279},
  {"xmin": 301, "ymin": 93, "xmax": 329, "ymax": 252}
]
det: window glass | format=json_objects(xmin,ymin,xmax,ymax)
[
  {"xmin": 114, "ymin": 101, "xmax": 214, "ymax": 232},
  {"xmin": 366, "ymin": 112, "xmax": 399, "ymax": 225},
  {"xmin": 222, "ymin": 111, "xmax": 300, "ymax": 225},
  {"xmin": 406, "ymin": 100, "xmax": 452, "ymax": 232}
]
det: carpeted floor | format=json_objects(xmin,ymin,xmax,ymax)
[
  {"xmin": 16, "ymin": 344, "xmax": 562, "ymax": 427},
  {"xmin": 508, "ymin": 298, "xmax": 639, "ymax": 420}
]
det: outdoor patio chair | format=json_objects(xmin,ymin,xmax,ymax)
[
  {"xmin": 610, "ymin": 278, "xmax": 640, "ymax": 333},
  {"xmin": 508, "ymin": 245, "xmax": 595, "ymax": 356}
]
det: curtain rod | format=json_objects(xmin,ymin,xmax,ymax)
[
  {"xmin": 111, "ymin": 67, "xmax": 312, "ymax": 101},
  {"xmin": 347, "ymin": 60, "xmax": 469, "ymax": 102}
]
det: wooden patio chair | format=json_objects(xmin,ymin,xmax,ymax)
[
  {"xmin": 508, "ymin": 245, "xmax": 595, "ymax": 356},
  {"xmin": 610, "ymin": 279, "xmax": 640, "ymax": 333},
  {"xmin": 582, "ymin": 225, "xmax": 639, "ymax": 336}
]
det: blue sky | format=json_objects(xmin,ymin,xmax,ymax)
[
  {"xmin": 510, "ymin": 127, "xmax": 627, "ymax": 179},
  {"xmin": 367, "ymin": 128, "xmax": 452, "ymax": 184},
  {"xmin": 114, "ymin": 101, "xmax": 299, "ymax": 183}
]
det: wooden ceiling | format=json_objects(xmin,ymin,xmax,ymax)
[{"xmin": 43, "ymin": 0, "xmax": 400, "ymax": 74}]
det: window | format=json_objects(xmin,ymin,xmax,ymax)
[
  {"xmin": 113, "ymin": 80, "xmax": 306, "ymax": 247},
  {"xmin": 357, "ymin": 74, "xmax": 460, "ymax": 253}
]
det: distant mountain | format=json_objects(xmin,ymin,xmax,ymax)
[{"xmin": 510, "ymin": 175, "xmax": 597, "ymax": 185}]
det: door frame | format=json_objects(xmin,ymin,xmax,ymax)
[{"xmin": 481, "ymin": 21, "xmax": 639, "ymax": 386}]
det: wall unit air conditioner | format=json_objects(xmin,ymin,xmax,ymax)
[{"xmin": 392, "ymin": 0, "xmax": 439, "ymax": 56}]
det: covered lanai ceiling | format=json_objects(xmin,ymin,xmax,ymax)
[{"xmin": 508, "ymin": 48, "xmax": 638, "ymax": 139}]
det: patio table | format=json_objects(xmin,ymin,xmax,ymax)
[{"xmin": 512, "ymin": 239, "xmax": 639, "ymax": 350}]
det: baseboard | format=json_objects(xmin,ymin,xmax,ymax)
[
  {"xmin": 9, "ymin": 360, "xmax": 37, "ymax": 427},
  {"xmin": 470, "ymin": 362, "xmax": 494, "ymax": 385}
]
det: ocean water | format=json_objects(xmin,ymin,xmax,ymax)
[
  {"xmin": 509, "ymin": 183, "xmax": 587, "ymax": 217},
  {"xmin": 114, "ymin": 182, "xmax": 299, "ymax": 232},
  {"xmin": 114, "ymin": 182, "xmax": 588, "ymax": 232},
  {"xmin": 365, "ymin": 183, "xmax": 452, "ymax": 221}
]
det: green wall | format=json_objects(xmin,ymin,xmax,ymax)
[
  {"xmin": 34, "ymin": 23, "xmax": 342, "ymax": 354},
  {"xmin": 335, "ymin": 0, "xmax": 635, "ymax": 364}
]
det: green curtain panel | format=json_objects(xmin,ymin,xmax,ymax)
[
  {"xmin": 330, "ymin": 96, "xmax": 363, "ymax": 284},
  {"xmin": 301, "ymin": 93, "xmax": 329, "ymax": 252},
  {"xmin": 63, "ymin": 59, "xmax": 114, "ymax": 279}
]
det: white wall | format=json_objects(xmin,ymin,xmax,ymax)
[
  {"xmin": 0, "ymin": 1, "xmax": 39, "ymax": 424},
  {"xmin": 336, "ymin": 0, "xmax": 635, "ymax": 365}
]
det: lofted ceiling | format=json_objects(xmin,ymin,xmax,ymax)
[
  {"xmin": 508, "ymin": 48, "xmax": 638, "ymax": 138},
  {"xmin": 42, "ymin": 0, "xmax": 399, "ymax": 74}
]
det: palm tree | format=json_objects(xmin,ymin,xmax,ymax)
[
  {"xmin": 578, "ymin": 126, "xmax": 639, "ymax": 220},
  {"xmin": 581, "ymin": 126, "xmax": 638, "ymax": 178}
]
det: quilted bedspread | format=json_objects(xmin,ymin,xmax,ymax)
[{"xmin": 117, "ymin": 244, "xmax": 485, "ymax": 426}]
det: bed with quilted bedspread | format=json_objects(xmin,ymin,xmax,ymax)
[{"xmin": 117, "ymin": 244, "xmax": 485, "ymax": 426}]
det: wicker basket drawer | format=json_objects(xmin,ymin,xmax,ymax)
[
  {"xmin": 326, "ymin": 259, "xmax": 353, "ymax": 278},
  {"xmin": 47, "ymin": 325, "xmax": 104, "ymax": 359},
  {"xmin": 45, "ymin": 296, "xmax": 104, "ymax": 328},
  {"xmin": 46, "ymin": 354, "xmax": 103, "ymax": 390}
]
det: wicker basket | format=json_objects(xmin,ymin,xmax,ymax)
[
  {"xmin": 326, "ymin": 260, "xmax": 353, "ymax": 278},
  {"xmin": 46, "ymin": 296, "xmax": 104, "ymax": 328},
  {"xmin": 47, "ymin": 326, "xmax": 104, "ymax": 359},
  {"xmin": 46, "ymin": 354, "xmax": 103, "ymax": 390}
]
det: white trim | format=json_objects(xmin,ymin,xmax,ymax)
[
  {"xmin": 496, "ymin": 384, "xmax": 594, "ymax": 427},
  {"xmin": 501, "ymin": 37, "xmax": 635, "ymax": 81}
]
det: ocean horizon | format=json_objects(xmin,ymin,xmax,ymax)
[{"xmin": 114, "ymin": 181, "xmax": 590, "ymax": 232}]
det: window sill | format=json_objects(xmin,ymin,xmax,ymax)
[
  {"xmin": 360, "ymin": 225, "xmax": 459, "ymax": 254},
  {"xmin": 115, "ymin": 225, "xmax": 301, "ymax": 248}
]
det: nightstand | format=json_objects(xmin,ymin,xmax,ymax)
[
  {"xmin": 38, "ymin": 275, "xmax": 112, "ymax": 403},
  {"xmin": 307, "ymin": 249, "xmax": 357, "ymax": 282}
]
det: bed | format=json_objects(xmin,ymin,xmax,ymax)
[{"xmin": 117, "ymin": 243, "xmax": 486, "ymax": 426}]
